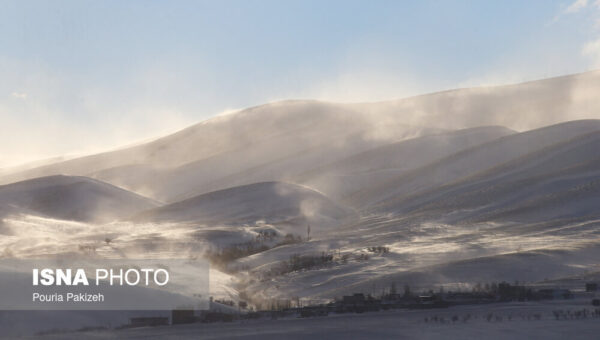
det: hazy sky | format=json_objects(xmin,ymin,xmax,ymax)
[{"xmin": 1, "ymin": 0, "xmax": 600, "ymax": 167}]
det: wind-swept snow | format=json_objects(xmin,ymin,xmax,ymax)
[
  {"xmin": 3, "ymin": 73, "xmax": 600, "ymax": 337},
  {"xmin": 347, "ymin": 120, "xmax": 600, "ymax": 209},
  {"xmin": 5, "ymin": 71, "xmax": 600, "ymax": 201},
  {"xmin": 0, "ymin": 175, "xmax": 158, "ymax": 223},
  {"xmin": 134, "ymin": 181, "xmax": 356, "ymax": 230},
  {"xmin": 0, "ymin": 100, "xmax": 440, "ymax": 200},
  {"xmin": 297, "ymin": 126, "xmax": 514, "ymax": 200}
]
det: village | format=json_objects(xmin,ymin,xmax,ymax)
[{"xmin": 113, "ymin": 279, "xmax": 600, "ymax": 329}]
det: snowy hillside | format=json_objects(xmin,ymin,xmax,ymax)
[
  {"xmin": 373, "ymin": 129, "xmax": 600, "ymax": 223},
  {"xmin": 297, "ymin": 126, "xmax": 514, "ymax": 200},
  {"xmin": 3, "ymin": 71, "xmax": 600, "ymax": 202},
  {"xmin": 134, "ymin": 181, "xmax": 355, "ymax": 229},
  {"xmin": 0, "ymin": 175, "xmax": 158, "ymax": 223},
  {"xmin": 347, "ymin": 120, "xmax": 600, "ymax": 209},
  {"xmin": 359, "ymin": 70, "xmax": 600, "ymax": 131},
  {"xmin": 0, "ymin": 100, "xmax": 441, "ymax": 200}
]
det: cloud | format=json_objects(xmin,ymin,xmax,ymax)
[
  {"xmin": 582, "ymin": 38, "xmax": 600, "ymax": 67},
  {"xmin": 566, "ymin": 0, "xmax": 589, "ymax": 13},
  {"xmin": 0, "ymin": 56, "xmax": 200, "ymax": 169},
  {"xmin": 570, "ymin": 0, "xmax": 600, "ymax": 66},
  {"xmin": 553, "ymin": 0, "xmax": 593, "ymax": 22},
  {"xmin": 301, "ymin": 70, "xmax": 425, "ymax": 103},
  {"xmin": 10, "ymin": 92, "xmax": 27, "ymax": 99},
  {"xmin": 557, "ymin": 0, "xmax": 600, "ymax": 68}
]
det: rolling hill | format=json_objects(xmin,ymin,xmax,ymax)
[
  {"xmin": 133, "ymin": 181, "xmax": 356, "ymax": 231},
  {"xmin": 347, "ymin": 120, "xmax": 600, "ymax": 210},
  {"xmin": 296, "ymin": 126, "xmax": 515, "ymax": 200},
  {"xmin": 3, "ymin": 71, "xmax": 600, "ymax": 203},
  {"xmin": 0, "ymin": 175, "xmax": 158, "ymax": 222},
  {"xmin": 377, "ymin": 129, "xmax": 600, "ymax": 223}
]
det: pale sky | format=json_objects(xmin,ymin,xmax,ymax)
[{"xmin": 1, "ymin": 0, "xmax": 600, "ymax": 167}]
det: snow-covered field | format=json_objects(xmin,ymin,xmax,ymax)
[{"xmin": 25, "ymin": 298, "xmax": 600, "ymax": 339}]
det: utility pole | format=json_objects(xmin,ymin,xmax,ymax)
[{"xmin": 307, "ymin": 224, "xmax": 311, "ymax": 241}]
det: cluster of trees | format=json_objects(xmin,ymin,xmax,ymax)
[
  {"xmin": 257, "ymin": 248, "xmax": 387, "ymax": 280},
  {"xmin": 553, "ymin": 308, "xmax": 600, "ymax": 320},
  {"xmin": 280, "ymin": 233, "xmax": 303, "ymax": 245},
  {"xmin": 262, "ymin": 252, "xmax": 335, "ymax": 278},
  {"xmin": 205, "ymin": 233, "xmax": 303, "ymax": 269},
  {"xmin": 424, "ymin": 314, "xmax": 472, "ymax": 324},
  {"xmin": 213, "ymin": 298, "xmax": 236, "ymax": 307},
  {"xmin": 423, "ymin": 312, "xmax": 543, "ymax": 324},
  {"xmin": 367, "ymin": 246, "xmax": 390, "ymax": 254},
  {"xmin": 287, "ymin": 252, "xmax": 334, "ymax": 272},
  {"xmin": 471, "ymin": 282, "xmax": 500, "ymax": 293},
  {"xmin": 254, "ymin": 230, "xmax": 277, "ymax": 242},
  {"xmin": 355, "ymin": 253, "xmax": 370, "ymax": 261}
]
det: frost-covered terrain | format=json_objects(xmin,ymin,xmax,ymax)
[
  {"xmin": 0, "ymin": 175, "xmax": 158, "ymax": 223},
  {"xmin": 2, "ymin": 72, "xmax": 600, "ymax": 337},
  {"xmin": 23, "ymin": 298, "xmax": 600, "ymax": 339}
]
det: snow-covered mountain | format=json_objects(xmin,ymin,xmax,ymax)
[
  {"xmin": 0, "ymin": 100, "xmax": 441, "ymax": 201},
  {"xmin": 358, "ymin": 70, "xmax": 600, "ymax": 131},
  {"xmin": 3, "ymin": 72, "xmax": 600, "ymax": 313},
  {"xmin": 3, "ymin": 71, "xmax": 600, "ymax": 202}
]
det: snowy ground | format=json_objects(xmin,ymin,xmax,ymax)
[
  {"xmin": 237, "ymin": 214, "xmax": 600, "ymax": 302},
  {"xmin": 22, "ymin": 298, "xmax": 600, "ymax": 339},
  {"xmin": 3, "ymin": 213, "xmax": 600, "ymax": 304}
]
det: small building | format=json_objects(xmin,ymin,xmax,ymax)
[
  {"xmin": 536, "ymin": 288, "xmax": 573, "ymax": 300},
  {"xmin": 444, "ymin": 292, "xmax": 495, "ymax": 305},
  {"xmin": 342, "ymin": 293, "xmax": 366, "ymax": 305},
  {"xmin": 418, "ymin": 295, "xmax": 437, "ymax": 305},
  {"xmin": 129, "ymin": 317, "xmax": 169, "ymax": 328},
  {"xmin": 299, "ymin": 305, "xmax": 329, "ymax": 317},
  {"xmin": 337, "ymin": 293, "xmax": 381, "ymax": 313},
  {"xmin": 586, "ymin": 283, "xmax": 598, "ymax": 292},
  {"xmin": 171, "ymin": 309, "xmax": 196, "ymax": 325},
  {"xmin": 408, "ymin": 295, "xmax": 448, "ymax": 309},
  {"xmin": 498, "ymin": 282, "xmax": 532, "ymax": 301}
]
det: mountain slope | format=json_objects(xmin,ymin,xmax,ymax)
[
  {"xmin": 347, "ymin": 120, "xmax": 600, "ymax": 210},
  {"xmin": 100, "ymin": 123, "xmax": 437, "ymax": 202},
  {"xmin": 0, "ymin": 175, "xmax": 159, "ymax": 222},
  {"xmin": 134, "ymin": 181, "xmax": 355, "ymax": 230},
  {"xmin": 398, "ymin": 131, "xmax": 600, "ymax": 223},
  {"xmin": 358, "ymin": 70, "xmax": 600, "ymax": 131},
  {"xmin": 296, "ymin": 126, "xmax": 515, "ymax": 200},
  {"xmin": 0, "ymin": 101, "xmax": 439, "ymax": 200},
  {"xmin": 3, "ymin": 71, "xmax": 600, "ymax": 201}
]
